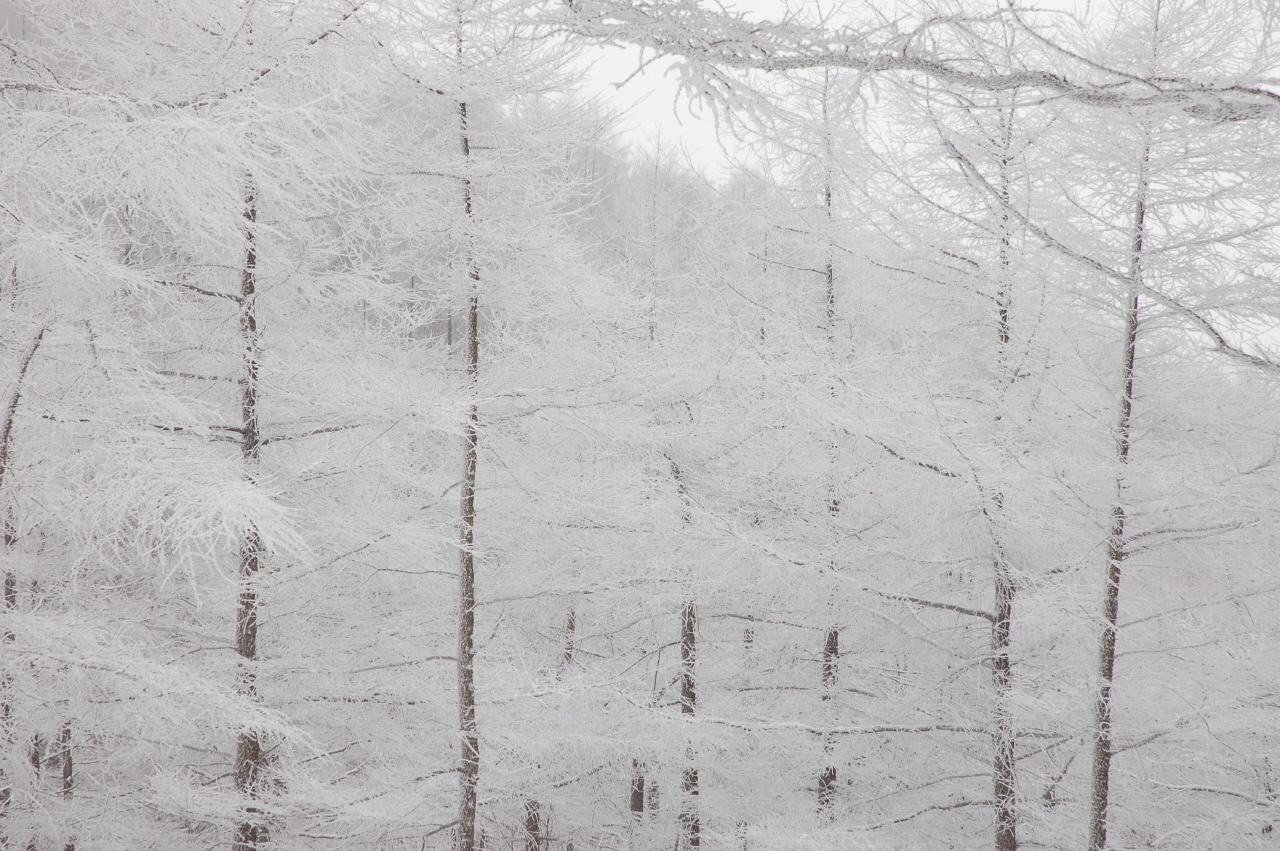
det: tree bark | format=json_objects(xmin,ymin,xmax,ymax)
[
  {"xmin": 59, "ymin": 722, "xmax": 73, "ymax": 851},
  {"xmin": 818, "ymin": 628, "xmax": 838, "ymax": 819},
  {"xmin": 989, "ymin": 103, "xmax": 1019, "ymax": 851},
  {"xmin": 679, "ymin": 601, "xmax": 698, "ymax": 850},
  {"xmin": 523, "ymin": 798, "xmax": 543, "ymax": 851},
  {"xmin": 1086, "ymin": 145, "xmax": 1148, "ymax": 851},
  {"xmin": 991, "ymin": 555, "xmax": 1017, "ymax": 851},
  {"xmin": 233, "ymin": 196, "xmax": 266, "ymax": 851},
  {"xmin": 629, "ymin": 759, "xmax": 645, "ymax": 818},
  {"xmin": 456, "ymin": 95, "xmax": 482, "ymax": 851}
]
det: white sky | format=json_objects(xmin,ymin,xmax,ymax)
[
  {"xmin": 579, "ymin": 43, "xmax": 738, "ymax": 178},
  {"xmin": 575, "ymin": 0, "xmax": 797, "ymax": 178}
]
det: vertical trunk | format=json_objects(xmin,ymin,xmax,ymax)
[
  {"xmin": 0, "ymin": 328, "xmax": 44, "ymax": 848},
  {"xmin": 817, "ymin": 75, "xmax": 844, "ymax": 824},
  {"xmin": 59, "ymin": 722, "xmax": 73, "ymax": 851},
  {"xmin": 0, "ymin": 570, "xmax": 11, "ymax": 847},
  {"xmin": 818, "ymin": 629, "xmax": 838, "ymax": 818},
  {"xmin": 629, "ymin": 759, "xmax": 645, "ymax": 818},
  {"xmin": 522, "ymin": 799, "xmax": 543, "ymax": 851},
  {"xmin": 821, "ymin": 68, "xmax": 836, "ymax": 341},
  {"xmin": 679, "ymin": 602, "xmax": 698, "ymax": 850},
  {"xmin": 820, "ymin": 628, "xmax": 839, "ymax": 698},
  {"xmin": 989, "ymin": 103, "xmax": 1019, "ymax": 851},
  {"xmin": 560, "ymin": 610, "xmax": 576, "ymax": 674},
  {"xmin": 1086, "ymin": 148, "xmax": 1148, "ymax": 851},
  {"xmin": 991, "ymin": 556, "xmax": 1017, "ymax": 851},
  {"xmin": 233, "ymin": 196, "xmax": 266, "ymax": 851},
  {"xmin": 456, "ymin": 96, "xmax": 481, "ymax": 851}
]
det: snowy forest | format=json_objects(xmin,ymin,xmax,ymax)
[{"xmin": 2, "ymin": 0, "xmax": 1280, "ymax": 849}]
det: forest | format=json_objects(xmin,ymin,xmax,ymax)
[{"xmin": 1, "ymin": 0, "xmax": 1279, "ymax": 849}]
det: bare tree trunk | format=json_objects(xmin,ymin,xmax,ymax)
[
  {"xmin": 560, "ymin": 610, "xmax": 576, "ymax": 676},
  {"xmin": 233, "ymin": 196, "xmax": 266, "ymax": 851},
  {"xmin": 456, "ymin": 95, "xmax": 481, "ymax": 851},
  {"xmin": 522, "ymin": 798, "xmax": 542, "ymax": 849},
  {"xmin": 991, "ymin": 554, "xmax": 1017, "ymax": 851},
  {"xmin": 679, "ymin": 601, "xmax": 698, "ymax": 850},
  {"xmin": 0, "ymin": 328, "xmax": 44, "ymax": 850},
  {"xmin": 58, "ymin": 723, "xmax": 72, "ymax": 851},
  {"xmin": 1086, "ymin": 146, "xmax": 1148, "ymax": 851},
  {"xmin": 629, "ymin": 759, "xmax": 645, "ymax": 819},
  {"xmin": 816, "ymin": 75, "xmax": 844, "ymax": 823},
  {"xmin": 818, "ymin": 628, "xmax": 838, "ymax": 818},
  {"xmin": 1, "ymin": 570, "xmax": 12, "ymax": 851},
  {"xmin": 989, "ymin": 103, "xmax": 1019, "ymax": 851}
]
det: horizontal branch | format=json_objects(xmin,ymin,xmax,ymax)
[
  {"xmin": 155, "ymin": 369, "xmax": 234, "ymax": 383},
  {"xmin": 562, "ymin": 1, "xmax": 1280, "ymax": 122},
  {"xmin": 259, "ymin": 422, "xmax": 364, "ymax": 446},
  {"xmin": 863, "ymin": 586, "xmax": 995, "ymax": 623},
  {"xmin": 155, "ymin": 279, "xmax": 243, "ymax": 303},
  {"xmin": 869, "ymin": 798, "xmax": 991, "ymax": 829}
]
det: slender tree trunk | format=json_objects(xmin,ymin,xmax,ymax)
[
  {"xmin": 560, "ymin": 610, "xmax": 576, "ymax": 676},
  {"xmin": 0, "ymin": 328, "xmax": 44, "ymax": 850},
  {"xmin": 1, "ymin": 569, "xmax": 12, "ymax": 851},
  {"xmin": 817, "ymin": 75, "xmax": 844, "ymax": 822},
  {"xmin": 989, "ymin": 104, "xmax": 1019, "ymax": 851},
  {"xmin": 456, "ymin": 96, "xmax": 481, "ymax": 851},
  {"xmin": 58, "ymin": 722, "xmax": 72, "ymax": 851},
  {"xmin": 991, "ymin": 552, "xmax": 1017, "ymax": 851},
  {"xmin": 1086, "ymin": 147, "xmax": 1148, "ymax": 851},
  {"xmin": 818, "ymin": 628, "xmax": 838, "ymax": 818},
  {"xmin": 233, "ymin": 196, "xmax": 266, "ymax": 851},
  {"xmin": 679, "ymin": 601, "xmax": 698, "ymax": 850}
]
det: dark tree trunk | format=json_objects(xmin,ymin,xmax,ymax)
[
  {"xmin": 679, "ymin": 602, "xmax": 698, "ymax": 849},
  {"xmin": 817, "ymin": 768, "xmax": 837, "ymax": 816},
  {"xmin": 629, "ymin": 760, "xmax": 645, "ymax": 818},
  {"xmin": 989, "ymin": 103, "xmax": 1019, "ymax": 851},
  {"xmin": 522, "ymin": 799, "xmax": 543, "ymax": 851},
  {"xmin": 233, "ymin": 196, "xmax": 266, "ymax": 851},
  {"xmin": 818, "ymin": 628, "xmax": 839, "ymax": 818},
  {"xmin": 59, "ymin": 722, "xmax": 73, "ymax": 851},
  {"xmin": 1087, "ymin": 147, "xmax": 1148, "ymax": 851},
  {"xmin": 456, "ymin": 96, "xmax": 482, "ymax": 851},
  {"xmin": 820, "ymin": 629, "xmax": 838, "ymax": 698},
  {"xmin": 560, "ymin": 610, "xmax": 576, "ymax": 675},
  {"xmin": 992, "ymin": 557, "xmax": 1017, "ymax": 851}
]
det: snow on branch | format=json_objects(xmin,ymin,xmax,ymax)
[{"xmin": 559, "ymin": 0, "xmax": 1280, "ymax": 122}]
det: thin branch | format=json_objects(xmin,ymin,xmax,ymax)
[
  {"xmin": 259, "ymin": 422, "xmax": 364, "ymax": 447},
  {"xmin": 155, "ymin": 369, "xmax": 234, "ymax": 383},
  {"xmin": 860, "ymin": 433, "xmax": 964, "ymax": 479},
  {"xmin": 863, "ymin": 586, "xmax": 995, "ymax": 623},
  {"xmin": 155, "ymin": 279, "xmax": 243, "ymax": 303},
  {"xmin": 868, "ymin": 798, "xmax": 991, "ymax": 829}
]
